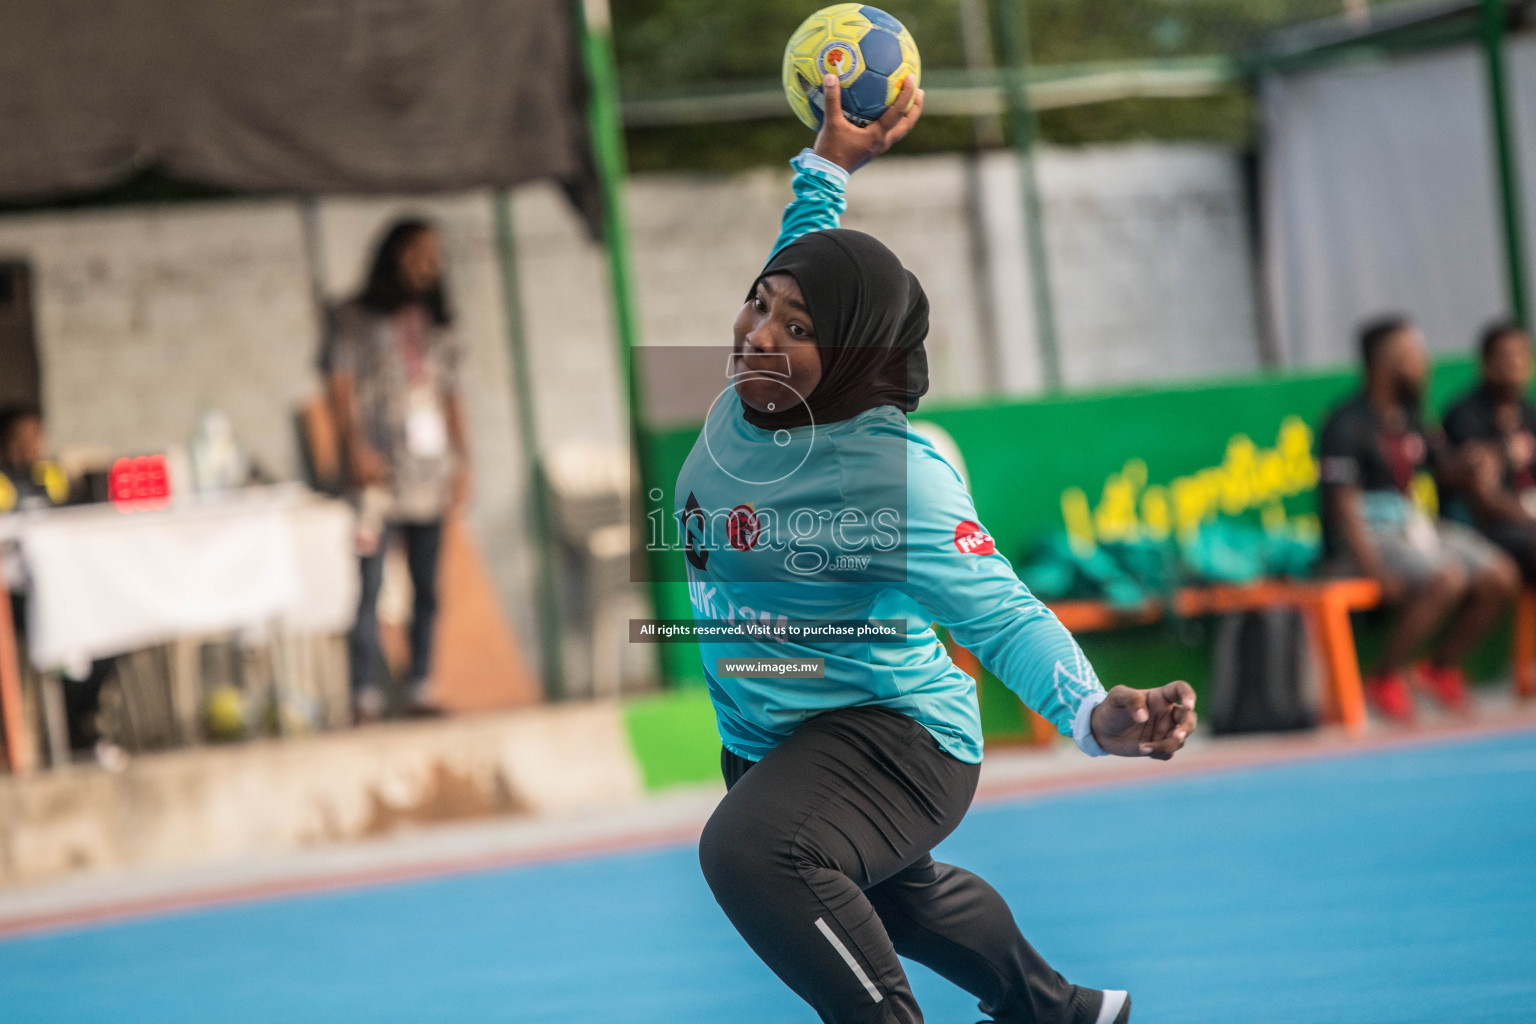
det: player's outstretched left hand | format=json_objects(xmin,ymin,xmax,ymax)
[
  {"xmin": 1089, "ymin": 681, "xmax": 1197, "ymax": 761},
  {"xmin": 813, "ymin": 73, "xmax": 923, "ymax": 174}
]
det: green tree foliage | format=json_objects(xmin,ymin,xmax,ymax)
[
  {"xmin": 1024, "ymin": 0, "xmax": 1345, "ymax": 65},
  {"xmin": 614, "ymin": 0, "xmax": 1373, "ymax": 172},
  {"xmin": 615, "ymin": 0, "xmax": 969, "ymax": 92}
]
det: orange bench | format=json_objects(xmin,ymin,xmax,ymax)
[
  {"xmin": 1053, "ymin": 578, "xmax": 1384, "ymax": 737},
  {"xmin": 0, "ymin": 577, "xmax": 24, "ymax": 774},
  {"xmin": 1514, "ymin": 590, "xmax": 1536, "ymax": 700},
  {"xmin": 945, "ymin": 577, "xmax": 1385, "ymax": 742}
]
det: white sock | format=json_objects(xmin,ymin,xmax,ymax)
[{"xmin": 1095, "ymin": 990, "xmax": 1128, "ymax": 1024}]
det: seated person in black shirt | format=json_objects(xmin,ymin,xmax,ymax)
[
  {"xmin": 1442, "ymin": 321, "xmax": 1536, "ymax": 581},
  {"xmin": 1318, "ymin": 317, "xmax": 1519, "ymax": 721}
]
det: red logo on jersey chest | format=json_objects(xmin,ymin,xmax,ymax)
[
  {"xmin": 953, "ymin": 520, "xmax": 995, "ymax": 555},
  {"xmin": 728, "ymin": 504, "xmax": 761, "ymax": 551}
]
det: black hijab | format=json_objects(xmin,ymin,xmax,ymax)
[{"xmin": 742, "ymin": 229, "xmax": 930, "ymax": 430}]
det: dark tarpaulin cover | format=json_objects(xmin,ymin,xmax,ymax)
[{"xmin": 0, "ymin": 0, "xmax": 597, "ymax": 221}]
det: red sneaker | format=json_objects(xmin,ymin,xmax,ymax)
[
  {"xmin": 1365, "ymin": 673, "xmax": 1416, "ymax": 721},
  {"xmin": 1415, "ymin": 662, "xmax": 1472, "ymax": 714}
]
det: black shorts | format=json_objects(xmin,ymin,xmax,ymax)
[{"xmin": 1482, "ymin": 522, "xmax": 1536, "ymax": 584}]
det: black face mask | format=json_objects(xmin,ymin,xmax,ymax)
[{"xmin": 741, "ymin": 229, "xmax": 930, "ymax": 430}]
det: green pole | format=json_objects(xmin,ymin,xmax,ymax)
[
  {"xmin": 993, "ymin": 0, "xmax": 1063, "ymax": 390},
  {"xmin": 575, "ymin": 0, "xmax": 666, "ymax": 684},
  {"xmin": 958, "ymin": 0, "xmax": 1006, "ymax": 392},
  {"xmin": 575, "ymin": 0, "xmax": 645, "ymax": 422},
  {"xmin": 1481, "ymin": 0, "xmax": 1529, "ymax": 328},
  {"xmin": 493, "ymin": 190, "xmax": 567, "ymax": 700}
]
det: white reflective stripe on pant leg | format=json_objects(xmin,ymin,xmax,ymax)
[
  {"xmin": 1095, "ymin": 990, "xmax": 1128, "ymax": 1024},
  {"xmin": 813, "ymin": 916, "xmax": 884, "ymax": 1004}
]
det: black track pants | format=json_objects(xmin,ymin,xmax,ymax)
[{"xmin": 698, "ymin": 706, "xmax": 1100, "ymax": 1024}]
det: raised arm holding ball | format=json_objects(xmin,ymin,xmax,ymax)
[{"xmin": 683, "ymin": 10, "xmax": 1191, "ymax": 1023}]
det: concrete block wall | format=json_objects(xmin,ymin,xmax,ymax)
[
  {"xmin": 0, "ymin": 200, "xmax": 319, "ymax": 477},
  {"xmin": 1037, "ymin": 144, "xmax": 1265, "ymax": 387}
]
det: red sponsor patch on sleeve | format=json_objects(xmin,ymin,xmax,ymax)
[{"xmin": 953, "ymin": 520, "xmax": 995, "ymax": 555}]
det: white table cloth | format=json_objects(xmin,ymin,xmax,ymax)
[{"xmin": 3, "ymin": 486, "xmax": 357, "ymax": 670}]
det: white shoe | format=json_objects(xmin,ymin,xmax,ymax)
[
  {"xmin": 94, "ymin": 740, "xmax": 129, "ymax": 773},
  {"xmin": 404, "ymin": 678, "xmax": 445, "ymax": 717},
  {"xmin": 354, "ymin": 685, "xmax": 386, "ymax": 723}
]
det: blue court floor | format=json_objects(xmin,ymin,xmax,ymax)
[{"xmin": 2, "ymin": 729, "xmax": 1533, "ymax": 1024}]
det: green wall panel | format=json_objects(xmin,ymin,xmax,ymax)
[{"xmin": 622, "ymin": 688, "xmax": 721, "ymax": 790}]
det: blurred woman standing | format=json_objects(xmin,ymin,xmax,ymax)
[{"xmin": 326, "ymin": 219, "xmax": 472, "ymax": 722}]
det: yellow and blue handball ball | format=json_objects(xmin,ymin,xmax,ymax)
[{"xmin": 783, "ymin": 4, "xmax": 921, "ymax": 130}]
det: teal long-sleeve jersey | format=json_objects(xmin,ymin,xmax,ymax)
[{"xmin": 675, "ymin": 150, "xmax": 1108, "ymax": 765}]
